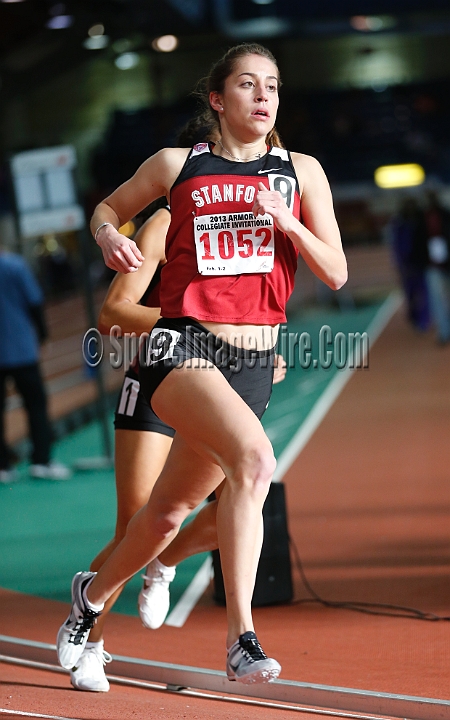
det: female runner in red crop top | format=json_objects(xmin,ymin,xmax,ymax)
[{"xmin": 57, "ymin": 42, "xmax": 347, "ymax": 684}]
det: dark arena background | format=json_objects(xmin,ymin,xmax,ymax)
[{"xmin": 0, "ymin": 2, "xmax": 449, "ymax": 719}]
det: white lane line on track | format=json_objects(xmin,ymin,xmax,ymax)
[
  {"xmin": 166, "ymin": 292, "xmax": 402, "ymax": 625},
  {"xmin": 0, "ymin": 674, "xmax": 401, "ymax": 720},
  {"xmin": 273, "ymin": 291, "xmax": 402, "ymax": 481},
  {"xmin": 0, "ymin": 711, "xmax": 79, "ymax": 720},
  {"xmin": 165, "ymin": 555, "xmax": 213, "ymax": 627}
]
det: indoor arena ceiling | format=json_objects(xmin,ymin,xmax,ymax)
[{"xmin": 1, "ymin": 0, "xmax": 450, "ymax": 98}]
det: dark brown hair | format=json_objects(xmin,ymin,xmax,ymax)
[
  {"xmin": 196, "ymin": 43, "xmax": 284, "ymax": 149},
  {"xmin": 176, "ymin": 114, "xmax": 217, "ymax": 147}
]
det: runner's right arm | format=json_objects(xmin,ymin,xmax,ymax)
[
  {"xmin": 92, "ymin": 148, "xmax": 188, "ymax": 273},
  {"xmin": 98, "ymin": 207, "xmax": 170, "ymax": 335}
]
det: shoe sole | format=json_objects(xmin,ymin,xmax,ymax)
[
  {"xmin": 70, "ymin": 678, "xmax": 110, "ymax": 693},
  {"xmin": 227, "ymin": 665, "xmax": 281, "ymax": 684}
]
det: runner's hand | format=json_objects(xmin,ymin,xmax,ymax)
[
  {"xmin": 273, "ymin": 353, "xmax": 287, "ymax": 384},
  {"xmin": 96, "ymin": 226, "xmax": 144, "ymax": 273},
  {"xmin": 253, "ymin": 182, "xmax": 295, "ymax": 235}
]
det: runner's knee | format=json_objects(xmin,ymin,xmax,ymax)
[
  {"xmin": 231, "ymin": 439, "xmax": 276, "ymax": 494},
  {"xmin": 152, "ymin": 507, "xmax": 187, "ymax": 540}
]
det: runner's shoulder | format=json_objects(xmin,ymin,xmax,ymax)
[
  {"xmin": 141, "ymin": 147, "xmax": 190, "ymax": 176},
  {"xmin": 135, "ymin": 148, "xmax": 190, "ymax": 192},
  {"xmin": 290, "ymin": 152, "xmax": 324, "ymax": 174},
  {"xmin": 289, "ymin": 152, "xmax": 329, "ymax": 192}
]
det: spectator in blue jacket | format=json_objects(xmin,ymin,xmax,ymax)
[{"xmin": 0, "ymin": 246, "xmax": 71, "ymax": 483}]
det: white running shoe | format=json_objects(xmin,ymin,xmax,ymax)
[
  {"xmin": 226, "ymin": 631, "xmax": 281, "ymax": 684},
  {"xmin": 30, "ymin": 462, "xmax": 71, "ymax": 481},
  {"xmin": 57, "ymin": 572, "xmax": 103, "ymax": 670},
  {"xmin": 138, "ymin": 558, "xmax": 176, "ymax": 629},
  {"xmin": 70, "ymin": 643, "xmax": 112, "ymax": 692}
]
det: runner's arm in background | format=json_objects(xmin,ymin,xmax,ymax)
[
  {"xmin": 272, "ymin": 354, "xmax": 287, "ymax": 384},
  {"xmin": 97, "ymin": 207, "xmax": 170, "ymax": 335}
]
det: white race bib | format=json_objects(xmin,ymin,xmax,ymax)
[
  {"xmin": 194, "ymin": 212, "xmax": 274, "ymax": 275},
  {"xmin": 117, "ymin": 377, "xmax": 140, "ymax": 417},
  {"xmin": 146, "ymin": 328, "xmax": 181, "ymax": 365}
]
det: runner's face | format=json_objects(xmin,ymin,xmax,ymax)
[{"xmin": 217, "ymin": 54, "xmax": 279, "ymax": 139}]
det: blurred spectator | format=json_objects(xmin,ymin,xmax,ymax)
[
  {"xmin": 0, "ymin": 246, "xmax": 71, "ymax": 483},
  {"xmin": 388, "ymin": 198, "xmax": 430, "ymax": 332},
  {"xmin": 424, "ymin": 192, "xmax": 450, "ymax": 345}
]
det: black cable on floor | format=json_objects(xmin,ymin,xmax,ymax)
[{"xmin": 289, "ymin": 535, "xmax": 450, "ymax": 621}]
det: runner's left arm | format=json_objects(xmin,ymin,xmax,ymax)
[{"xmin": 252, "ymin": 154, "xmax": 347, "ymax": 290}]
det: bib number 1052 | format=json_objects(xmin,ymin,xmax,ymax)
[{"xmin": 194, "ymin": 213, "xmax": 275, "ymax": 275}]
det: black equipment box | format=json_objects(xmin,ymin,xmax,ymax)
[{"xmin": 212, "ymin": 481, "xmax": 293, "ymax": 607}]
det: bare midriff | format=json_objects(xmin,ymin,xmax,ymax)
[{"xmin": 201, "ymin": 321, "xmax": 279, "ymax": 351}]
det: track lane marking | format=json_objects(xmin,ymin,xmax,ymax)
[
  {"xmin": 0, "ymin": 711, "xmax": 79, "ymax": 720},
  {"xmin": 273, "ymin": 292, "xmax": 401, "ymax": 480},
  {"xmin": 165, "ymin": 556, "xmax": 212, "ymax": 627}
]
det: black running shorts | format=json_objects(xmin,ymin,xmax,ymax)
[
  {"xmin": 138, "ymin": 317, "xmax": 275, "ymax": 420},
  {"xmin": 114, "ymin": 366, "xmax": 175, "ymax": 437}
]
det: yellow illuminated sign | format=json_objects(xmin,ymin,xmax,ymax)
[{"xmin": 374, "ymin": 163, "xmax": 425, "ymax": 188}]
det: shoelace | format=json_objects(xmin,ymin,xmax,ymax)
[
  {"xmin": 102, "ymin": 650, "xmax": 113, "ymax": 665},
  {"xmin": 70, "ymin": 609, "xmax": 100, "ymax": 645},
  {"xmin": 141, "ymin": 570, "xmax": 166, "ymax": 586},
  {"xmin": 83, "ymin": 647, "xmax": 112, "ymax": 666},
  {"xmin": 239, "ymin": 636, "xmax": 267, "ymax": 663}
]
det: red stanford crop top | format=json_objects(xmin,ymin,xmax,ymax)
[{"xmin": 159, "ymin": 143, "xmax": 300, "ymax": 324}]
